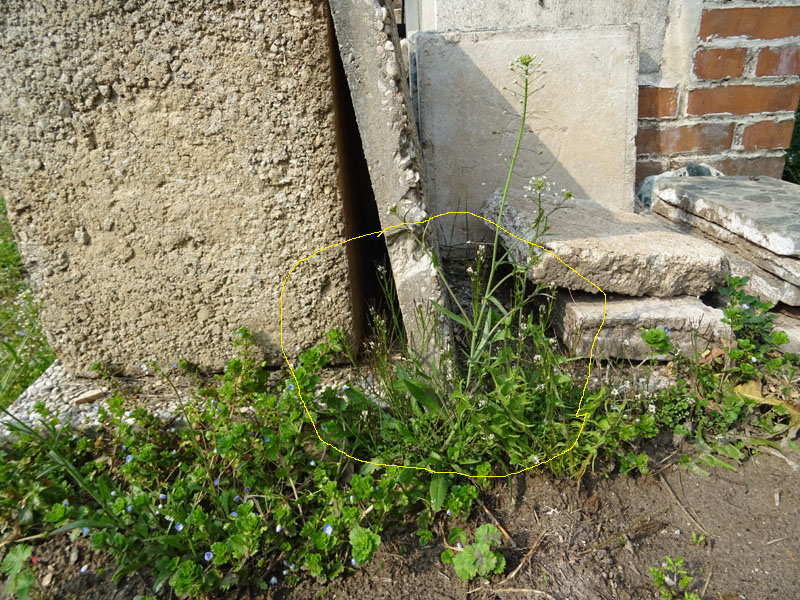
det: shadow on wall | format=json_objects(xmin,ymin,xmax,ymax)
[{"xmin": 415, "ymin": 39, "xmax": 591, "ymax": 258}]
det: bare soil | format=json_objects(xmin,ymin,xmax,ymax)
[{"xmin": 5, "ymin": 450, "xmax": 798, "ymax": 600}]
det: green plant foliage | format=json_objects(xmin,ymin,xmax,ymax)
[
  {"xmin": 1, "ymin": 544, "xmax": 36, "ymax": 600},
  {"xmin": 441, "ymin": 524, "xmax": 506, "ymax": 582}
]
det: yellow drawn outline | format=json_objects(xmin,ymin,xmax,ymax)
[{"xmin": 280, "ymin": 211, "xmax": 606, "ymax": 478}]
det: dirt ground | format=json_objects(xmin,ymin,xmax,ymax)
[{"xmin": 5, "ymin": 447, "xmax": 798, "ymax": 600}]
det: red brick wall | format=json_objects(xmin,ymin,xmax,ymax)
[{"xmin": 636, "ymin": 2, "xmax": 800, "ymax": 186}]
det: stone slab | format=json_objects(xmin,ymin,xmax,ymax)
[
  {"xmin": 773, "ymin": 314, "xmax": 800, "ymax": 355},
  {"xmin": 653, "ymin": 176, "xmax": 800, "ymax": 257},
  {"xmin": 653, "ymin": 201, "xmax": 800, "ymax": 287},
  {"xmin": 554, "ymin": 292, "xmax": 731, "ymax": 360},
  {"xmin": 0, "ymin": 1, "xmax": 360, "ymax": 377},
  {"xmin": 482, "ymin": 192, "xmax": 727, "ymax": 297},
  {"xmin": 329, "ymin": 0, "xmax": 451, "ymax": 369},
  {"xmin": 413, "ymin": 26, "xmax": 638, "ymax": 250}
]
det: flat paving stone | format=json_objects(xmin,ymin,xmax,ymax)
[
  {"xmin": 553, "ymin": 292, "xmax": 731, "ymax": 360},
  {"xmin": 653, "ymin": 176, "xmax": 800, "ymax": 257},
  {"xmin": 483, "ymin": 191, "xmax": 727, "ymax": 297}
]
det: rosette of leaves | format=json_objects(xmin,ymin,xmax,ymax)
[{"xmin": 441, "ymin": 524, "xmax": 506, "ymax": 581}]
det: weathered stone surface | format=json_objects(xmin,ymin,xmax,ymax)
[
  {"xmin": 653, "ymin": 201, "xmax": 800, "ymax": 287},
  {"xmin": 328, "ymin": 0, "xmax": 451, "ymax": 369},
  {"xmin": 553, "ymin": 293, "xmax": 731, "ymax": 360},
  {"xmin": 0, "ymin": 1, "xmax": 357, "ymax": 377},
  {"xmin": 636, "ymin": 162, "xmax": 723, "ymax": 210},
  {"xmin": 653, "ymin": 203, "xmax": 800, "ymax": 306},
  {"xmin": 413, "ymin": 26, "xmax": 638, "ymax": 250},
  {"xmin": 653, "ymin": 176, "xmax": 800, "ymax": 257},
  {"xmin": 482, "ymin": 192, "xmax": 726, "ymax": 297},
  {"xmin": 773, "ymin": 313, "xmax": 800, "ymax": 355}
]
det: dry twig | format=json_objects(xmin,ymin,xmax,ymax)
[
  {"xmin": 480, "ymin": 500, "xmax": 517, "ymax": 548},
  {"xmin": 497, "ymin": 530, "xmax": 548, "ymax": 586},
  {"xmin": 658, "ymin": 474, "xmax": 709, "ymax": 536}
]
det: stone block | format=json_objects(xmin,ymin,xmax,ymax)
[
  {"xmin": 413, "ymin": 26, "xmax": 638, "ymax": 250},
  {"xmin": 0, "ymin": 0, "xmax": 357, "ymax": 376},
  {"xmin": 652, "ymin": 200, "xmax": 800, "ymax": 285},
  {"xmin": 553, "ymin": 293, "xmax": 731, "ymax": 360},
  {"xmin": 482, "ymin": 192, "xmax": 726, "ymax": 297},
  {"xmin": 653, "ymin": 176, "xmax": 800, "ymax": 257},
  {"xmin": 773, "ymin": 313, "xmax": 800, "ymax": 355}
]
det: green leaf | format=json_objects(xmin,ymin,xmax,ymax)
[
  {"xmin": 1, "ymin": 545, "xmax": 32, "ymax": 577},
  {"xmin": 429, "ymin": 475, "xmax": 450, "ymax": 512},
  {"xmin": 700, "ymin": 454, "xmax": 738, "ymax": 472},
  {"xmin": 349, "ymin": 526, "xmax": 381, "ymax": 565},
  {"xmin": 474, "ymin": 524, "xmax": 502, "ymax": 547},
  {"xmin": 452, "ymin": 547, "xmax": 478, "ymax": 581},
  {"xmin": 431, "ymin": 301, "xmax": 471, "ymax": 330},
  {"xmin": 440, "ymin": 549, "xmax": 455, "ymax": 565}
]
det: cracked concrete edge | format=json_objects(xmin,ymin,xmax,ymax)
[{"xmin": 328, "ymin": 0, "xmax": 453, "ymax": 374}]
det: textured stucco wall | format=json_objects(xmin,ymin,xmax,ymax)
[{"xmin": 0, "ymin": 0, "xmax": 356, "ymax": 376}]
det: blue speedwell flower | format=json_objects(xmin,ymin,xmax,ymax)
[
  {"xmin": 276, "ymin": 524, "xmax": 282, "ymax": 533},
  {"xmin": 213, "ymin": 478, "xmax": 220, "ymax": 486},
  {"xmin": 159, "ymin": 493, "xmax": 167, "ymax": 500},
  {"xmin": 126, "ymin": 505, "xmax": 133, "ymax": 513},
  {"xmin": 269, "ymin": 576, "xmax": 278, "ymax": 585},
  {"xmin": 82, "ymin": 527, "xmax": 90, "ymax": 536},
  {"xmin": 234, "ymin": 495, "xmax": 241, "ymax": 503},
  {"xmin": 351, "ymin": 558, "xmax": 357, "ymax": 566},
  {"xmin": 230, "ymin": 511, "xmax": 238, "ymax": 519},
  {"xmin": 323, "ymin": 523, "xmax": 333, "ymax": 536},
  {"xmin": 125, "ymin": 455, "xmax": 133, "ymax": 463},
  {"xmin": 204, "ymin": 552, "xmax": 213, "ymax": 562},
  {"xmin": 288, "ymin": 384, "xmax": 295, "ymax": 391},
  {"xmin": 175, "ymin": 522, "xmax": 184, "ymax": 532}
]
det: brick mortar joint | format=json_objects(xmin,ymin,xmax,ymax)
[
  {"xmin": 686, "ymin": 77, "xmax": 800, "ymax": 89},
  {"xmin": 702, "ymin": 0, "xmax": 800, "ymax": 7},
  {"xmin": 638, "ymin": 112, "xmax": 797, "ymax": 126},
  {"xmin": 636, "ymin": 149, "xmax": 788, "ymax": 160},
  {"xmin": 697, "ymin": 37, "xmax": 800, "ymax": 51}
]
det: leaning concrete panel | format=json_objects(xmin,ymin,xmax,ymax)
[
  {"xmin": 0, "ymin": 0, "xmax": 356, "ymax": 376},
  {"xmin": 329, "ymin": 0, "xmax": 451, "ymax": 368},
  {"xmin": 414, "ymin": 26, "xmax": 638, "ymax": 252}
]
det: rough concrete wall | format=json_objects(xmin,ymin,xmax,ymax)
[{"xmin": 0, "ymin": 0, "xmax": 356, "ymax": 376}]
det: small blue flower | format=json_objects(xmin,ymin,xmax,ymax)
[
  {"xmin": 288, "ymin": 384, "xmax": 295, "ymax": 391},
  {"xmin": 269, "ymin": 576, "xmax": 278, "ymax": 585},
  {"xmin": 351, "ymin": 558, "xmax": 357, "ymax": 566},
  {"xmin": 62, "ymin": 500, "xmax": 69, "ymax": 507},
  {"xmin": 263, "ymin": 436, "xmax": 270, "ymax": 442},
  {"xmin": 323, "ymin": 523, "xmax": 333, "ymax": 536},
  {"xmin": 446, "ymin": 510, "xmax": 451, "ymax": 516},
  {"xmin": 238, "ymin": 332, "xmax": 244, "ymax": 337},
  {"xmin": 321, "ymin": 424, "xmax": 326, "ymax": 430},
  {"xmin": 234, "ymin": 495, "xmax": 241, "ymax": 503},
  {"xmin": 175, "ymin": 522, "xmax": 183, "ymax": 532},
  {"xmin": 110, "ymin": 491, "xmax": 115, "ymax": 497},
  {"xmin": 310, "ymin": 460, "xmax": 316, "ymax": 466},
  {"xmin": 213, "ymin": 478, "xmax": 220, "ymax": 486},
  {"xmin": 611, "ymin": 404, "xmax": 618, "ymax": 411},
  {"xmin": 204, "ymin": 551, "xmax": 213, "ymax": 562},
  {"xmin": 126, "ymin": 505, "xmax": 133, "ymax": 513},
  {"xmin": 172, "ymin": 363, "xmax": 178, "ymax": 369},
  {"xmin": 289, "ymin": 564, "xmax": 295, "ymax": 571},
  {"xmin": 666, "ymin": 327, "xmax": 672, "ymax": 335},
  {"xmin": 276, "ymin": 524, "xmax": 282, "ymax": 533},
  {"xmin": 125, "ymin": 454, "xmax": 133, "ymax": 463},
  {"xmin": 82, "ymin": 527, "xmax": 90, "ymax": 536},
  {"xmin": 80, "ymin": 565, "xmax": 88, "ymax": 574},
  {"xmin": 121, "ymin": 444, "xmax": 126, "ymax": 450},
  {"xmin": 246, "ymin": 486, "xmax": 252, "ymax": 492},
  {"xmin": 170, "ymin": 427, "xmax": 175, "ymax": 433},
  {"xmin": 159, "ymin": 493, "xmax": 167, "ymax": 500},
  {"xmin": 283, "ymin": 570, "xmax": 288, "ymax": 575},
  {"xmin": 230, "ymin": 511, "xmax": 238, "ymax": 519},
  {"xmin": 742, "ymin": 303, "xmax": 750, "ymax": 310},
  {"xmin": 349, "ymin": 495, "xmax": 355, "ymax": 502}
]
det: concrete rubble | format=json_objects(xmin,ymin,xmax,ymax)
[
  {"xmin": 483, "ymin": 191, "xmax": 727, "ymax": 297},
  {"xmin": 553, "ymin": 292, "xmax": 731, "ymax": 361},
  {"xmin": 652, "ymin": 177, "xmax": 800, "ymax": 307}
]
